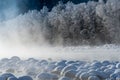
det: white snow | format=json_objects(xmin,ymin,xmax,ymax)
[{"xmin": 0, "ymin": 57, "xmax": 119, "ymax": 80}]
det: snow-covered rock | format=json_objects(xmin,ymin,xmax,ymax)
[
  {"xmin": 79, "ymin": 72, "xmax": 89, "ymax": 80},
  {"xmin": 61, "ymin": 65, "xmax": 77, "ymax": 75},
  {"xmin": 58, "ymin": 77, "xmax": 72, "ymax": 80},
  {"xmin": 18, "ymin": 76, "xmax": 33, "ymax": 80},
  {"xmin": 0, "ymin": 57, "xmax": 119, "ymax": 80},
  {"xmin": 1, "ymin": 73, "xmax": 15, "ymax": 80},
  {"xmin": 7, "ymin": 77, "xmax": 18, "ymax": 80},
  {"xmin": 116, "ymin": 63, "xmax": 120, "ymax": 69},
  {"xmin": 63, "ymin": 70, "xmax": 77, "ymax": 79},
  {"xmin": 88, "ymin": 76, "xmax": 100, "ymax": 80},
  {"xmin": 36, "ymin": 72, "xmax": 58, "ymax": 80},
  {"xmin": 55, "ymin": 60, "xmax": 67, "ymax": 67},
  {"xmin": 52, "ymin": 66, "xmax": 64, "ymax": 75}
]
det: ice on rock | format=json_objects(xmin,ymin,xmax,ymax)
[
  {"xmin": 114, "ymin": 69, "xmax": 120, "ymax": 74},
  {"xmin": 108, "ymin": 65, "xmax": 116, "ymax": 70},
  {"xmin": 26, "ymin": 70, "xmax": 37, "ymax": 78},
  {"xmin": 45, "ymin": 63, "xmax": 56, "ymax": 72},
  {"xmin": 1, "ymin": 73, "xmax": 15, "ymax": 80},
  {"xmin": 75, "ymin": 71, "xmax": 85, "ymax": 79},
  {"xmin": 36, "ymin": 72, "xmax": 58, "ymax": 80},
  {"xmin": 88, "ymin": 70, "xmax": 99, "ymax": 76},
  {"xmin": 10, "ymin": 56, "xmax": 21, "ymax": 62},
  {"xmin": 88, "ymin": 70, "xmax": 109, "ymax": 79},
  {"xmin": 116, "ymin": 63, "xmax": 120, "ymax": 69},
  {"xmin": 25, "ymin": 58, "xmax": 38, "ymax": 65},
  {"xmin": 40, "ymin": 60, "xmax": 48, "ymax": 66},
  {"xmin": 50, "ymin": 74, "xmax": 58, "ymax": 80},
  {"xmin": 7, "ymin": 77, "xmax": 18, "ymax": 80},
  {"xmin": 104, "ymin": 69, "xmax": 115, "ymax": 76},
  {"xmin": 95, "ymin": 68, "xmax": 103, "ymax": 72},
  {"xmin": 60, "ymin": 65, "xmax": 77, "ymax": 75},
  {"xmin": 96, "ymin": 71, "xmax": 109, "ymax": 79},
  {"xmin": 71, "ymin": 63, "xmax": 81, "ymax": 67},
  {"xmin": 79, "ymin": 72, "xmax": 89, "ymax": 80},
  {"xmin": 88, "ymin": 76, "xmax": 100, "ymax": 80},
  {"xmin": 110, "ymin": 73, "xmax": 119, "ymax": 79},
  {"xmin": 58, "ymin": 77, "xmax": 72, "ymax": 80},
  {"xmin": 65, "ymin": 61, "xmax": 75, "ymax": 65},
  {"xmin": 81, "ymin": 63, "xmax": 90, "ymax": 69},
  {"xmin": 110, "ymin": 69, "xmax": 120, "ymax": 79},
  {"xmin": 63, "ymin": 70, "xmax": 77, "ymax": 79},
  {"xmin": 100, "ymin": 66, "xmax": 108, "ymax": 71},
  {"xmin": 52, "ymin": 66, "xmax": 64, "ymax": 75},
  {"xmin": 18, "ymin": 76, "xmax": 33, "ymax": 80},
  {"xmin": 55, "ymin": 60, "xmax": 67, "ymax": 67},
  {"xmin": 102, "ymin": 61, "xmax": 110, "ymax": 66},
  {"xmin": 77, "ymin": 65, "xmax": 88, "ymax": 71},
  {"xmin": 91, "ymin": 61, "xmax": 102, "ymax": 68}
]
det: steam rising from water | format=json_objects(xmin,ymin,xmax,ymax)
[
  {"xmin": 0, "ymin": 0, "xmax": 120, "ymax": 60},
  {"xmin": 0, "ymin": 0, "xmax": 19, "ymax": 21}
]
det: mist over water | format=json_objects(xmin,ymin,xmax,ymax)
[{"xmin": 0, "ymin": 0, "xmax": 120, "ymax": 60}]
